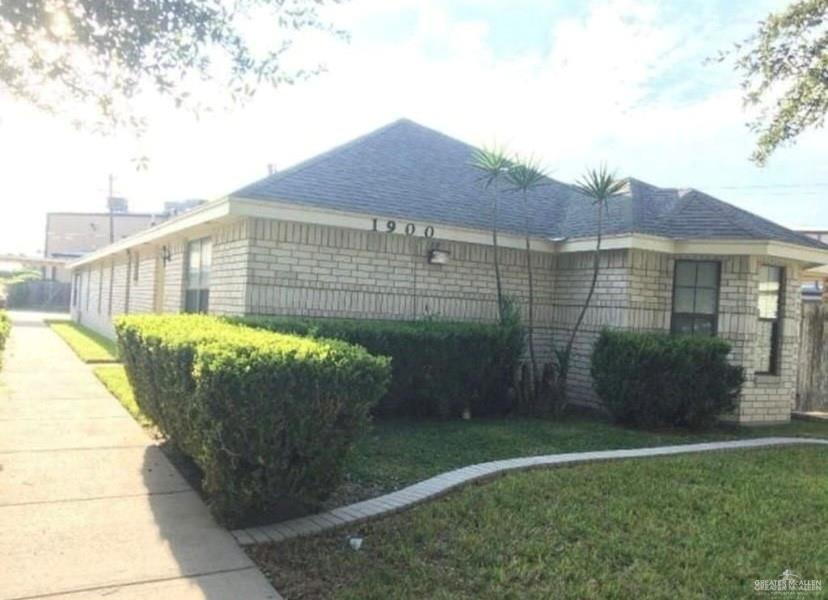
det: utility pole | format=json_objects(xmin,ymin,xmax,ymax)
[{"xmin": 108, "ymin": 173, "xmax": 115, "ymax": 243}]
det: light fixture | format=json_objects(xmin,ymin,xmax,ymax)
[
  {"xmin": 161, "ymin": 245, "xmax": 172, "ymax": 264},
  {"xmin": 428, "ymin": 249, "xmax": 450, "ymax": 265},
  {"xmin": 547, "ymin": 236, "xmax": 568, "ymax": 243}
]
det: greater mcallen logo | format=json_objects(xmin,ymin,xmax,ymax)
[{"xmin": 754, "ymin": 569, "xmax": 823, "ymax": 595}]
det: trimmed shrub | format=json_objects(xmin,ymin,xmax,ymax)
[
  {"xmin": 0, "ymin": 311, "xmax": 10, "ymax": 369},
  {"xmin": 591, "ymin": 329, "xmax": 744, "ymax": 429},
  {"xmin": 235, "ymin": 315, "xmax": 524, "ymax": 418},
  {"xmin": 115, "ymin": 315, "xmax": 390, "ymax": 525}
]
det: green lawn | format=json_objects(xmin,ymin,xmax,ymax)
[
  {"xmin": 48, "ymin": 321, "xmax": 119, "ymax": 363},
  {"xmin": 250, "ymin": 446, "xmax": 828, "ymax": 599},
  {"xmin": 93, "ymin": 365, "xmax": 151, "ymax": 427},
  {"xmin": 333, "ymin": 416, "xmax": 828, "ymax": 506}
]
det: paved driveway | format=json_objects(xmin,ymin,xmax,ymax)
[{"xmin": 0, "ymin": 312, "xmax": 280, "ymax": 600}]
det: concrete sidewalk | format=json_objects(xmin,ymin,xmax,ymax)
[{"xmin": 0, "ymin": 312, "xmax": 280, "ymax": 600}]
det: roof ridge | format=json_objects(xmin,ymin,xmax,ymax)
[
  {"xmin": 232, "ymin": 118, "xmax": 414, "ymax": 197},
  {"xmin": 644, "ymin": 190, "xmax": 752, "ymax": 239}
]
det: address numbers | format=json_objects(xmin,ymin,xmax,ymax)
[{"xmin": 371, "ymin": 218, "xmax": 434, "ymax": 238}]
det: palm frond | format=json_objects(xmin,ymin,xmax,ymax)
[
  {"xmin": 575, "ymin": 164, "xmax": 627, "ymax": 203},
  {"xmin": 470, "ymin": 146, "xmax": 510, "ymax": 189},
  {"xmin": 505, "ymin": 154, "xmax": 548, "ymax": 192}
]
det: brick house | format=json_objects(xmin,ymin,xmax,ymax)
[{"xmin": 68, "ymin": 119, "xmax": 828, "ymax": 424}]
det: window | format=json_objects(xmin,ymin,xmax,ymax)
[
  {"xmin": 756, "ymin": 265, "xmax": 783, "ymax": 374},
  {"xmin": 185, "ymin": 237, "xmax": 211, "ymax": 313},
  {"xmin": 671, "ymin": 260, "xmax": 720, "ymax": 336},
  {"xmin": 71, "ymin": 273, "xmax": 81, "ymax": 307},
  {"xmin": 108, "ymin": 262, "xmax": 115, "ymax": 316},
  {"xmin": 85, "ymin": 268, "xmax": 91, "ymax": 311},
  {"xmin": 97, "ymin": 264, "xmax": 104, "ymax": 313}
]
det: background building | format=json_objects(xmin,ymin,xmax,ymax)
[
  {"xmin": 800, "ymin": 230, "xmax": 828, "ymax": 301},
  {"xmin": 45, "ymin": 212, "xmax": 162, "ymax": 261},
  {"xmin": 43, "ymin": 198, "xmax": 206, "ymax": 280}
]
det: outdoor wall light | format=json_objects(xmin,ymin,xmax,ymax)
[
  {"xmin": 161, "ymin": 245, "xmax": 172, "ymax": 265},
  {"xmin": 428, "ymin": 249, "xmax": 450, "ymax": 265}
]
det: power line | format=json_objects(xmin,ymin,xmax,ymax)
[
  {"xmin": 703, "ymin": 182, "xmax": 828, "ymax": 190},
  {"xmin": 711, "ymin": 191, "xmax": 825, "ymax": 197}
]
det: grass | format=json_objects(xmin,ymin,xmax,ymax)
[
  {"xmin": 331, "ymin": 416, "xmax": 828, "ymax": 506},
  {"xmin": 48, "ymin": 320, "xmax": 118, "ymax": 363},
  {"xmin": 93, "ymin": 365, "xmax": 151, "ymax": 427},
  {"xmin": 250, "ymin": 446, "xmax": 828, "ymax": 599}
]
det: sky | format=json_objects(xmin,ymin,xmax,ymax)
[{"xmin": 0, "ymin": 0, "xmax": 826, "ymax": 255}]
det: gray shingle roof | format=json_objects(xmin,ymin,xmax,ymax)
[{"xmin": 233, "ymin": 119, "xmax": 827, "ymax": 250}]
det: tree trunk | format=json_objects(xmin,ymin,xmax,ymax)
[
  {"xmin": 492, "ymin": 189, "xmax": 504, "ymax": 322},
  {"xmin": 560, "ymin": 201, "xmax": 604, "ymax": 407},
  {"xmin": 523, "ymin": 191, "xmax": 537, "ymax": 404}
]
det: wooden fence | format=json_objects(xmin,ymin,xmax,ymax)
[{"xmin": 797, "ymin": 301, "xmax": 828, "ymax": 411}]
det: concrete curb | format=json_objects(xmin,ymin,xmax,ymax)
[{"xmin": 232, "ymin": 436, "xmax": 828, "ymax": 546}]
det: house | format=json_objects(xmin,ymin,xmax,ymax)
[{"xmin": 68, "ymin": 119, "xmax": 828, "ymax": 424}]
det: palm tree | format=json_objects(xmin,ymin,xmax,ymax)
[
  {"xmin": 557, "ymin": 165, "xmax": 626, "ymax": 409},
  {"xmin": 471, "ymin": 146, "xmax": 510, "ymax": 323},
  {"xmin": 506, "ymin": 156, "xmax": 547, "ymax": 403}
]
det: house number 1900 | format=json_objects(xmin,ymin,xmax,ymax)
[{"xmin": 371, "ymin": 218, "xmax": 434, "ymax": 238}]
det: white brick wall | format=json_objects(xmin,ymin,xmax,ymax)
[
  {"xmin": 162, "ymin": 242, "xmax": 186, "ymax": 314},
  {"xmin": 238, "ymin": 218, "xmax": 544, "ymax": 316},
  {"xmin": 210, "ymin": 221, "xmax": 253, "ymax": 315},
  {"xmin": 620, "ymin": 251, "xmax": 801, "ymax": 423},
  {"xmin": 127, "ymin": 253, "xmax": 157, "ymax": 314},
  {"xmin": 236, "ymin": 217, "xmax": 558, "ymax": 363}
]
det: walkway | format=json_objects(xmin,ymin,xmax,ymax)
[
  {"xmin": 0, "ymin": 312, "xmax": 279, "ymax": 600},
  {"xmin": 233, "ymin": 436, "xmax": 828, "ymax": 546}
]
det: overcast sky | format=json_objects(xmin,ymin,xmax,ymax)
[{"xmin": 1, "ymin": 0, "xmax": 826, "ymax": 255}]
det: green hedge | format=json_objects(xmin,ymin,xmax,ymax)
[
  {"xmin": 591, "ymin": 329, "xmax": 744, "ymax": 429},
  {"xmin": 115, "ymin": 315, "xmax": 390, "ymax": 525},
  {"xmin": 235, "ymin": 316, "xmax": 524, "ymax": 418},
  {"xmin": 0, "ymin": 311, "xmax": 9, "ymax": 369}
]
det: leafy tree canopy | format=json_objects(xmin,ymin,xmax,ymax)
[
  {"xmin": 727, "ymin": 0, "xmax": 828, "ymax": 165},
  {"xmin": 0, "ymin": 0, "xmax": 346, "ymax": 132}
]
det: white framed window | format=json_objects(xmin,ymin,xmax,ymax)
[
  {"xmin": 671, "ymin": 260, "xmax": 720, "ymax": 336},
  {"xmin": 184, "ymin": 238, "xmax": 211, "ymax": 313},
  {"xmin": 756, "ymin": 265, "xmax": 784, "ymax": 374}
]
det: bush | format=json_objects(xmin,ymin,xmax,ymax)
[
  {"xmin": 591, "ymin": 329, "xmax": 744, "ymax": 429},
  {"xmin": 115, "ymin": 314, "xmax": 390, "ymax": 525},
  {"xmin": 235, "ymin": 315, "xmax": 524, "ymax": 418},
  {"xmin": 0, "ymin": 311, "xmax": 10, "ymax": 369}
]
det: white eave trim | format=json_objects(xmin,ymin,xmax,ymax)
[
  {"xmin": 673, "ymin": 239, "xmax": 828, "ymax": 267},
  {"xmin": 558, "ymin": 234, "xmax": 828, "ymax": 266},
  {"xmin": 229, "ymin": 196, "xmax": 558, "ymax": 251}
]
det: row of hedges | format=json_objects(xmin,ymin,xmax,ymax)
[
  {"xmin": 0, "ymin": 311, "xmax": 9, "ymax": 369},
  {"xmin": 591, "ymin": 329, "xmax": 745, "ymax": 429},
  {"xmin": 235, "ymin": 316, "xmax": 525, "ymax": 418},
  {"xmin": 115, "ymin": 314, "xmax": 390, "ymax": 525}
]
